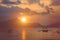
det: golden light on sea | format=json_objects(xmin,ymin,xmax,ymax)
[{"xmin": 22, "ymin": 29, "xmax": 26, "ymax": 40}]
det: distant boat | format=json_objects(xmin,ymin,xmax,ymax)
[
  {"xmin": 56, "ymin": 30, "xmax": 60, "ymax": 34},
  {"xmin": 38, "ymin": 29, "xmax": 49, "ymax": 32}
]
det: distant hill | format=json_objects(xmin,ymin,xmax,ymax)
[
  {"xmin": 23, "ymin": 23, "xmax": 43, "ymax": 28},
  {"xmin": 0, "ymin": 18, "xmax": 20, "ymax": 28},
  {"xmin": 0, "ymin": 18, "xmax": 43, "ymax": 28},
  {"xmin": 47, "ymin": 23, "xmax": 60, "ymax": 28}
]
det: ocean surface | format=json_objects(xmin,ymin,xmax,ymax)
[{"xmin": 0, "ymin": 27, "xmax": 60, "ymax": 40}]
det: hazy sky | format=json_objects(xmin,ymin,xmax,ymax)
[{"xmin": 0, "ymin": 0, "xmax": 60, "ymax": 25}]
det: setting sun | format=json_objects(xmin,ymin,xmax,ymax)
[{"xmin": 21, "ymin": 17, "xmax": 27, "ymax": 23}]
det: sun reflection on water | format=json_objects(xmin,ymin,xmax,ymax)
[{"xmin": 22, "ymin": 29, "xmax": 26, "ymax": 40}]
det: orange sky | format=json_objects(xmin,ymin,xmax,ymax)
[{"xmin": 0, "ymin": 0, "xmax": 60, "ymax": 26}]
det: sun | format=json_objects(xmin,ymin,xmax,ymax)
[{"xmin": 21, "ymin": 17, "xmax": 27, "ymax": 23}]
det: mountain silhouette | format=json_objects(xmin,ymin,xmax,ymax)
[
  {"xmin": 0, "ymin": 18, "xmax": 43, "ymax": 28},
  {"xmin": 25, "ymin": 23, "xmax": 43, "ymax": 28},
  {"xmin": 47, "ymin": 23, "xmax": 60, "ymax": 28}
]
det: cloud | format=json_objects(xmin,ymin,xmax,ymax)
[
  {"xmin": 0, "ymin": 0, "xmax": 2, "ymax": 3},
  {"xmin": 52, "ymin": 0, "xmax": 60, "ymax": 6},
  {"xmin": 2, "ymin": 0, "xmax": 21, "ymax": 4},
  {"xmin": 28, "ymin": 0, "xmax": 40, "ymax": 4},
  {"xmin": 1, "ymin": 0, "xmax": 60, "ymax": 6}
]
